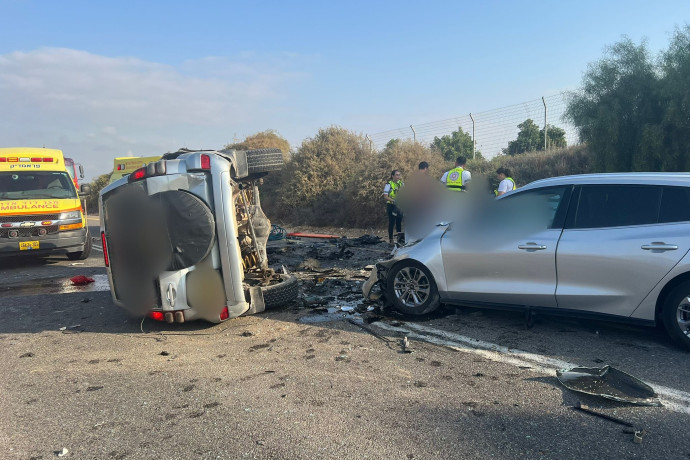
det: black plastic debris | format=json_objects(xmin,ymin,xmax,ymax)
[
  {"xmin": 351, "ymin": 235, "xmax": 383, "ymax": 245},
  {"xmin": 556, "ymin": 365, "xmax": 661, "ymax": 406}
]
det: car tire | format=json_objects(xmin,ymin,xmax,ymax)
[
  {"xmin": 66, "ymin": 232, "xmax": 92, "ymax": 260},
  {"xmin": 261, "ymin": 274, "xmax": 299, "ymax": 309},
  {"xmin": 385, "ymin": 260, "xmax": 440, "ymax": 316},
  {"xmin": 245, "ymin": 148, "xmax": 284, "ymax": 174},
  {"xmin": 661, "ymin": 280, "xmax": 690, "ymax": 351}
]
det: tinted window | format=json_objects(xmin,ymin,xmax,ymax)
[
  {"xmin": 499, "ymin": 186, "xmax": 568, "ymax": 229},
  {"xmin": 659, "ymin": 186, "xmax": 690, "ymax": 223},
  {"xmin": 572, "ymin": 185, "xmax": 660, "ymax": 229}
]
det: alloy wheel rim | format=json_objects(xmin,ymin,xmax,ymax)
[
  {"xmin": 393, "ymin": 267, "xmax": 431, "ymax": 308},
  {"xmin": 677, "ymin": 296, "xmax": 690, "ymax": 337}
]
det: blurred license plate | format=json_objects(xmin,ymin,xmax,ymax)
[{"xmin": 19, "ymin": 241, "xmax": 39, "ymax": 250}]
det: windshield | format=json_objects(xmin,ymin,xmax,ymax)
[{"xmin": 0, "ymin": 171, "xmax": 78, "ymax": 200}]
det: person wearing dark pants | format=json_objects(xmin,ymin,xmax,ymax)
[{"xmin": 384, "ymin": 169, "xmax": 404, "ymax": 245}]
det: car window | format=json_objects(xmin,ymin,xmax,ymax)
[
  {"xmin": 497, "ymin": 186, "xmax": 568, "ymax": 229},
  {"xmin": 659, "ymin": 186, "xmax": 690, "ymax": 223},
  {"xmin": 572, "ymin": 185, "xmax": 660, "ymax": 229}
]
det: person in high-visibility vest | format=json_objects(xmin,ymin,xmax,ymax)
[
  {"xmin": 495, "ymin": 167, "xmax": 516, "ymax": 196},
  {"xmin": 383, "ymin": 169, "xmax": 404, "ymax": 245},
  {"xmin": 440, "ymin": 156, "xmax": 471, "ymax": 191}
]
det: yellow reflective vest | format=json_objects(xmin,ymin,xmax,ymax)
[
  {"xmin": 387, "ymin": 180, "xmax": 402, "ymax": 201},
  {"xmin": 494, "ymin": 177, "xmax": 516, "ymax": 196},
  {"xmin": 445, "ymin": 167, "xmax": 465, "ymax": 191}
]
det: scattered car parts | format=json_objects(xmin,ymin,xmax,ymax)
[{"xmin": 557, "ymin": 366, "xmax": 661, "ymax": 406}]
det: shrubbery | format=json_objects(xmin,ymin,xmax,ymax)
[
  {"xmin": 261, "ymin": 128, "xmax": 594, "ymax": 228},
  {"xmin": 83, "ymin": 129, "xmax": 595, "ymax": 230}
]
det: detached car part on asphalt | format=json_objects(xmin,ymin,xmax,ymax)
[
  {"xmin": 99, "ymin": 148, "xmax": 298, "ymax": 323},
  {"xmin": 364, "ymin": 173, "xmax": 690, "ymax": 350},
  {"xmin": 556, "ymin": 366, "xmax": 661, "ymax": 406}
]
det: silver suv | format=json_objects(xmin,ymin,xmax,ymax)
[
  {"xmin": 364, "ymin": 173, "xmax": 690, "ymax": 350},
  {"xmin": 99, "ymin": 148, "xmax": 297, "ymax": 323}
]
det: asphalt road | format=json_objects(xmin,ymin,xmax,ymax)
[{"xmin": 1, "ymin": 219, "xmax": 690, "ymax": 459}]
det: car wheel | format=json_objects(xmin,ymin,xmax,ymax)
[
  {"xmin": 662, "ymin": 280, "xmax": 690, "ymax": 351},
  {"xmin": 261, "ymin": 274, "xmax": 299, "ymax": 309},
  {"xmin": 245, "ymin": 148, "xmax": 284, "ymax": 174},
  {"xmin": 386, "ymin": 260, "xmax": 440, "ymax": 316},
  {"xmin": 66, "ymin": 232, "xmax": 92, "ymax": 260}
]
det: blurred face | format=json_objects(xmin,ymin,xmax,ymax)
[
  {"xmin": 393, "ymin": 171, "xmax": 402, "ymax": 181},
  {"xmin": 497, "ymin": 172, "xmax": 506, "ymax": 180}
]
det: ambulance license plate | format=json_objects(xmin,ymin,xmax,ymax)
[{"xmin": 19, "ymin": 241, "xmax": 39, "ymax": 251}]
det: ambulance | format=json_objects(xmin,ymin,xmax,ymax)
[
  {"xmin": 0, "ymin": 147, "xmax": 92, "ymax": 259},
  {"xmin": 64, "ymin": 157, "xmax": 84, "ymax": 189},
  {"xmin": 109, "ymin": 156, "xmax": 162, "ymax": 184}
]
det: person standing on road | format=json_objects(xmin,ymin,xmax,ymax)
[
  {"xmin": 384, "ymin": 169, "xmax": 404, "ymax": 245},
  {"xmin": 495, "ymin": 167, "xmax": 516, "ymax": 196},
  {"xmin": 398, "ymin": 161, "xmax": 444, "ymax": 242},
  {"xmin": 441, "ymin": 156, "xmax": 471, "ymax": 191}
]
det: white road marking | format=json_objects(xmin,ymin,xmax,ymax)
[
  {"xmin": 92, "ymin": 244, "xmax": 103, "ymax": 252},
  {"xmin": 367, "ymin": 319, "xmax": 690, "ymax": 415}
]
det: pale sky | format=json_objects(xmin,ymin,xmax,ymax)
[{"xmin": 2, "ymin": 0, "xmax": 688, "ymax": 181}]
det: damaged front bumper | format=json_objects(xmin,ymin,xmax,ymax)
[{"xmin": 361, "ymin": 258, "xmax": 399, "ymax": 301}]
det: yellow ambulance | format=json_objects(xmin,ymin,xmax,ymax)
[
  {"xmin": 109, "ymin": 156, "xmax": 162, "ymax": 184},
  {"xmin": 0, "ymin": 147, "xmax": 92, "ymax": 259}
]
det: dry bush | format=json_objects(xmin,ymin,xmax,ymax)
[
  {"xmin": 261, "ymin": 129, "xmax": 595, "ymax": 230},
  {"xmin": 280, "ymin": 126, "xmax": 371, "ymax": 208},
  {"xmin": 487, "ymin": 145, "xmax": 594, "ymax": 188},
  {"xmin": 345, "ymin": 140, "xmax": 448, "ymax": 227},
  {"xmin": 224, "ymin": 129, "xmax": 291, "ymax": 160}
]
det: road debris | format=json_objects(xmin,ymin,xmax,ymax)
[
  {"xmin": 69, "ymin": 275, "xmax": 94, "ymax": 285},
  {"xmin": 401, "ymin": 336, "xmax": 412, "ymax": 353},
  {"xmin": 573, "ymin": 402, "xmax": 634, "ymax": 427},
  {"xmin": 556, "ymin": 365, "xmax": 661, "ymax": 406},
  {"xmin": 633, "ymin": 429, "xmax": 646, "ymax": 444},
  {"xmin": 56, "ymin": 447, "xmax": 69, "ymax": 457}
]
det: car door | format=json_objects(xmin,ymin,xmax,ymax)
[
  {"xmin": 555, "ymin": 185, "xmax": 690, "ymax": 316},
  {"xmin": 441, "ymin": 185, "xmax": 570, "ymax": 308}
]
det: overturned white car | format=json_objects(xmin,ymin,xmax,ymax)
[{"xmin": 99, "ymin": 148, "xmax": 298, "ymax": 323}]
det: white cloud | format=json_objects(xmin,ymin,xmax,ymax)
[{"xmin": 0, "ymin": 48, "xmax": 307, "ymax": 180}]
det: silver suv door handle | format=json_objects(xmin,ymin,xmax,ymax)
[
  {"xmin": 518, "ymin": 243, "xmax": 547, "ymax": 250},
  {"xmin": 641, "ymin": 243, "xmax": 678, "ymax": 251}
]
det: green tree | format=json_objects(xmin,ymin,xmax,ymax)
[
  {"xmin": 504, "ymin": 119, "xmax": 541, "ymax": 155},
  {"xmin": 84, "ymin": 172, "xmax": 112, "ymax": 213},
  {"xmin": 504, "ymin": 119, "xmax": 568, "ymax": 155},
  {"xmin": 384, "ymin": 138, "xmax": 401, "ymax": 151},
  {"xmin": 541, "ymin": 125, "xmax": 567, "ymax": 150},
  {"xmin": 656, "ymin": 25, "xmax": 690, "ymax": 170},
  {"xmin": 565, "ymin": 36, "xmax": 662, "ymax": 171},
  {"xmin": 431, "ymin": 127, "xmax": 482, "ymax": 161}
]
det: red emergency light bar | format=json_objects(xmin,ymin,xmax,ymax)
[{"xmin": 0, "ymin": 157, "xmax": 54, "ymax": 163}]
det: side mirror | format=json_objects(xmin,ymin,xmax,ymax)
[
  {"xmin": 79, "ymin": 164, "xmax": 84, "ymax": 178},
  {"xmin": 80, "ymin": 184, "xmax": 92, "ymax": 195}
]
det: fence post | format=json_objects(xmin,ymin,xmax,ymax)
[
  {"xmin": 542, "ymin": 96, "xmax": 548, "ymax": 151},
  {"xmin": 365, "ymin": 134, "xmax": 373, "ymax": 152},
  {"xmin": 410, "ymin": 125, "xmax": 416, "ymax": 143},
  {"xmin": 469, "ymin": 113, "xmax": 475, "ymax": 159}
]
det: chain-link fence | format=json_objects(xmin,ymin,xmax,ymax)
[{"xmin": 366, "ymin": 92, "xmax": 580, "ymax": 158}]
